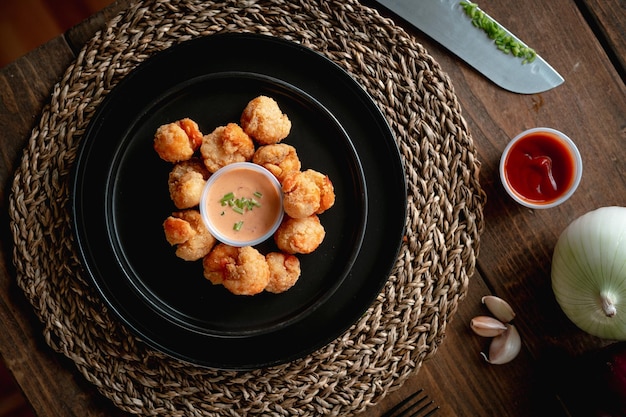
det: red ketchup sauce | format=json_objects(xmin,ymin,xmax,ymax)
[{"xmin": 503, "ymin": 130, "xmax": 576, "ymax": 205}]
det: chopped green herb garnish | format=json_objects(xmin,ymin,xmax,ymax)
[
  {"xmin": 219, "ymin": 191, "xmax": 263, "ymax": 215},
  {"xmin": 233, "ymin": 221, "xmax": 244, "ymax": 231},
  {"xmin": 459, "ymin": 1, "xmax": 537, "ymax": 64},
  {"xmin": 220, "ymin": 192, "xmax": 235, "ymax": 204}
]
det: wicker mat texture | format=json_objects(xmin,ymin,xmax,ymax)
[{"xmin": 9, "ymin": 0, "xmax": 486, "ymax": 415}]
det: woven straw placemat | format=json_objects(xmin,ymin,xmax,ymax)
[{"xmin": 9, "ymin": 0, "xmax": 485, "ymax": 415}]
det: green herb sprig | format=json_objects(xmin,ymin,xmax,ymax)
[
  {"xmin": 459, "ymin": 1, "xmax": 537, "ymax": 64},
  {"xmin": 219, "ymin": 191, "xmax": 263, "ymax": 231},
  {"xmin": 220, "ymin": 192, "xmax": 261, "ymax": 213}
]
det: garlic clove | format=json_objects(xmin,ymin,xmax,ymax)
[
  {"xmin": 470, "ymin": 316, "xmax": 507, "ymax": 337},
  {"xmin": 482, "ymin": 295, "xmax": 516, "ymax": 323},
  {"xmin": 480, "ymin": 324, "xmax": 521, "ymax": 365}
]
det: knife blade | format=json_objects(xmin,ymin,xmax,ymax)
[{"xmin": 373, "ymin": 0, "xmax": 564, "ymax": 94}]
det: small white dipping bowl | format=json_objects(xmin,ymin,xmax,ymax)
[
  {"xmin": 500, "ymin": 127, "xmax": 582, "ymax": 209},
  {"xmin": 200, "ymin": 162, "xmax": 284, "ymax": 247}
]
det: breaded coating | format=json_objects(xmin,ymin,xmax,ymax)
[
  {"xmin": 163, "ymin": 210, "xmax": 216, "ymax": 261},
  {"xmin": 223, "ymin": 246, "xmax": 270, "ymax": 296},
  {"xmin": 303, "ymin": 169, "xmax": 335, "ymax": 214},
  {"xmin": 154, "ymin": 118, "xmax": 203, "ymax": 163},
  {"xmin": 203, "ymin": 244, "xmax": 270, "ymax": 296},
  {"xmin": 274, "ymin": 215, "xmax": 326, "ymax": 254},
  {"xmin": 168, "ymin": 158, "xmax": 211, "ymax": 209},
  {"xmin": 156, "ymin": 101, "xmax": 335, "ymax": 296},
  {"xmin": 177, "ymin": 118, "xmax": 204, "ymax": 149},
  {"xmin": 240, "ymin": 96, "xmax": 291, "ymax": 145},
  {"xmin": 281, "ymin": 170, "xmax": 321, "ymax": 219},
  {"xmin": 163, "ymin": 216, "xmax": 195, "ymax": 245},
  {"xmin": 202, "ymin": 243, "xmax": 239, "ymax": 285},
  {"xmin": 200, "ymin": 123, "xmax": 255, "ymax": 173},
  {"xmin": 282, "ymin": 169, "xmax": 336, "ymax": 218},
  {"xmin": 252, "ymin": 143, "xmax": 301, "ymax": 183},
  {"xmin": 265, "ymin": 252, "xmax": 301, "ymax": 293}
]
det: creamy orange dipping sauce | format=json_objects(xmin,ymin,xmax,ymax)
[{"xmin": 202, "ymin": 163, "xmax": 283, "ymax": 245}]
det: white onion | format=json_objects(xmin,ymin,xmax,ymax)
[{"xmin": 551, "ymin": 206, "xmax": 626, "ymax": 340}]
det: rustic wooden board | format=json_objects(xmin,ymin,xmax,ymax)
[{"xmin": 0, "ymin": 1, "xmax": 624, "ymax": 416}]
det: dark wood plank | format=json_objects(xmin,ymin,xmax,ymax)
[
  {"xmin": 0, "ymin": 0, "xmax": 623, "ymax": 416},
  {"xmin": 578, "ymin": 0, "xmax": 626, "ymax": 79},
  {"xmin": 0, "ymin": 0, "xmax": 115, "ymax": 68},
  {"xmin": 0, "ymin": 25, "xmax": 129, "ymax": 417},
  {"xmin": 0, "ymin": 37, "xmax": 73, "ymax": 189},
  {"xmin": 0, "ymin": 2, "xmax": 141, "ymax": 416},
  {"xmin": 41, "ymin": 0, "xmax": 115, "ymax": 32},
  {"xmin": 459, "ymin": 0, "xmax": 626, "ymax": 357},
  {"xmin": 362, "ymin": 0, "xmax": 625, "ymax": 415},
  {"xmin": 368, "ymin": 273, "xmax": 567, "ymax": 417}
]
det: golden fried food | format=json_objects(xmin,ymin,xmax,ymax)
[
  {"xmin": 252, "ymin": 143, "xmax": 301, "ymax": 183},
  {"xmin": 177, "ymin": 118, "xmax": 204, "ymax": 148},
  {"xmin": 154, "ymin": 118, "xmax": 203, "ymax": 163},
  {"xmin": 200, "ymin": 123, "xmax": 255, "ymax": 173},
  {"xmin": 281, "ymin": 170, "xmax": 321, "ymax": 219},
  {"xmin": 223, "ymin": 246, "xmax": 270, "ymax": 296},
  {"xmin": 163, "ymin": 210, "xmax": 216, "ymax": 261},
  {"xmin": 202, "ymin": 243, "xmax": 238, "ymax": 285},
  {"xmin": 265, "ymin": 252, "xmax": 301, "ymax": 293},
  {"xmin": 203, "ymin": 244, "xmax": 270, "ymax": 296},
  {"xmin": 303, "ymin": 169, "xmax": 335, "ymax": 214},
  {"xmin": 274, "ymin": 215, "xmax": 326, "ymax": 254},
  {"xmin": 282, "ymin": 169, "xmax": 336, "ymax": 218},
  {"xmin": 240, "ymin": 96, "xmax": 291, "ymax": 145},
  {"xmin": 156, "ymin": 97, "xmax": 336, "ymax": 297},
  {"xmin": 168, "ymin": 158, "xmax": 211, "ymax": 209},
  {"xmin": 163, "ymin": 216, "xmax": 195, "ymax": 245}
]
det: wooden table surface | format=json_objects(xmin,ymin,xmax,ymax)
[{"xmin": 1, "ymin": 1, "xmax": 624, "ymax": 416}]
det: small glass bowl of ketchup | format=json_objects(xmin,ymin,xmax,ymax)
[
  {"xmin": 500, "ymin": 127, "xmax": 582, "ymax": 209},
  {"xmin": 200, "ymin": 162, "xmax": 284, "ymax": 247}
]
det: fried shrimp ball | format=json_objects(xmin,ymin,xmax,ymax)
[
  {"xmin": 163, "ymin": 216, "xmax": 194, "ymax": 246},
  {"xmin": 202, "ymin": 243, "xmax": 239, "ymax": 285},
  {"xmin": 163, "ymin": 210, "xmax": 216, "ymax": 261},
  {"xmin": 303, "ymin": 169, "xmax": 335, "ymax": 214},
  {"xmin": 154, "ymin": 118, "xmax": 203, "ymax": 163},
  {"xmin": 168, "ymin": 158, "xmax": 211, "ymax": 209},
  {"xmin": 177, "ymin": 118, "xmax": 204, "ymax": 147},
  {"xmin": 240, "ymin": 96, "xmax": 291, "ymax": 145},
  {"xmin": 274, "ymin": 215, "xmax": 326, "ymax": 254},
  {"xmin": 282, "ymin": 169, "xmax": 336, "ymax": 218},
  {"xmin": 223, "ymin": 246, "xmax": 270, "ymax": 296},
  {"xmin": 281, "ymin": 170, "xmax": 321, "ymax": 219},
  {"xmin": 200, "ymin": 123, "xmax": 255, "ymax": 173},
  {"xmin": 265, "ymin": 252, "xmax": 301, "ymax": 293},
  {"xmin": 202, "ymin": 244, "xmax": 270, "ymax": 296},
  {"xmin": 252, "ymin": 144, "xmax": 301, "ymax": 183}
]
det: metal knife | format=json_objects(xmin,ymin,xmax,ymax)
[{"xmin": 373, "ymin": 0, "xmax": 564, "ymax": 94}]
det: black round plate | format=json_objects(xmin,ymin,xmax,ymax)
[{"xmin": 71, "ymin": 33, "xmax": 406, "ymax": 370}]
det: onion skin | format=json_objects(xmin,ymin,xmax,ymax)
[{"xmin": 551, "ymin": 206, "xmax": 626, "ymax": 340}]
